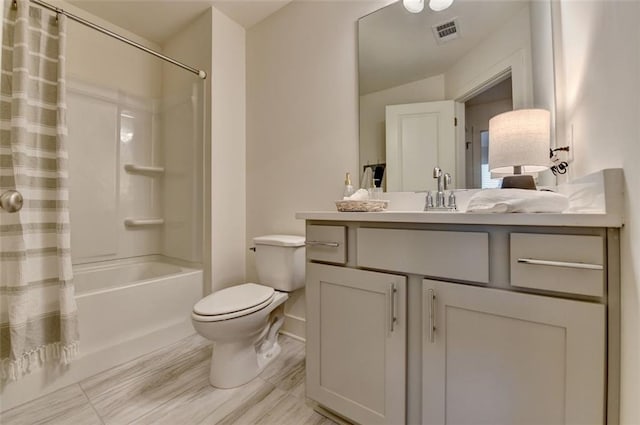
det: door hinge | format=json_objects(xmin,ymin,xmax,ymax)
[{"xmin": 454, "ymin": 117, "xmax": 458, "ymax": 127}]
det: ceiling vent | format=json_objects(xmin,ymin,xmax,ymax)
[{"xmin": 432, "ymin": 18, "xmax": 460, "ymax": 44}]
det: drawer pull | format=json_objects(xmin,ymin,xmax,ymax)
[
  {"xmin": 517, "ymin": 258, "xmax": 603, "ymax": 270},
  {"xmin": 305, "ymin": 241, "xmax": 340, "ymax": 248}
]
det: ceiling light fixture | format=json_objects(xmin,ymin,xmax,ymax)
[
  {"xmin": 403, "ymin": 0, "xmax": 424, "ymax": 13},
  {"xmin": 428, "ymin": 0, "xmax": 454, "ymax": 12}
]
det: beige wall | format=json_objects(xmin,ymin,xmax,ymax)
[
  {"xmin": 210, "ymin": 7, "xmax": 247, "ymax": 293},
  {"xmin": 529, "ymin": 0, "xmax": 556, "ymax": 135},
  {"xmin": 555, "ymin": 1, "xmax": 639, "ymax": 422}
]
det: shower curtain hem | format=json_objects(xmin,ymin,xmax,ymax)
[{"xmin": 1, "ymin": 340, "xmax": 79, "ymax": 382}]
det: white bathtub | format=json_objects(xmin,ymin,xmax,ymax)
[
  {"xmin": 1, "ymin": 257, "xmax": 204, "ymax": 411},
  {"xmin": 74, "ymin": 258, "xmax": 203, "ymax": 357},
  {"xmin": 75, "ymin": 259, "xmax": 199, "ymax": 296}
]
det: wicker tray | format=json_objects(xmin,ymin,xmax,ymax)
[{"xmin": 335, "ymin": 199, "xmax": 389, "ymax": 212}]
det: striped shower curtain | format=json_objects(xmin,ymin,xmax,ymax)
[{"xmin": 0, "ymin": 0, "xmax": 78, "ymax": 380}]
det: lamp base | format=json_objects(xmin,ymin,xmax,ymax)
[{"xmin": 501, "ymin": 175, "xmax": 536, "ymax": 190}]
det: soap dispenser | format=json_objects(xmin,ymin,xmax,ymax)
[{"xmin": 343, "ymin": 172, "xmax": 355, "ymax": 198}]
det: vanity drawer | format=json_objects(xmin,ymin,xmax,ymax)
[
  {"xmin": 357, "ymin": 228, "xmax": 489, "ymax": 283},
  {"xmin": 306, "ymin": 225, "xmax": 347, "ymax": 264},
  {"xmin": 510, "ymin": 233, "xmax": 604, "ymax": 297}
]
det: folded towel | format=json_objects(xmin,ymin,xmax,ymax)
[
  {"xmin": 344, "ymin": 188, "xmax": 370, "ymax": 201},
  {"xmin": 466, "ymin": 189, "xmax": 569, "ymax": 213}
]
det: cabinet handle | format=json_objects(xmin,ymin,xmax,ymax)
[
  {"xmin": 517, "ymin": 258, "xmax": 603, "ymax": 270},
  {"xmin": 388, "ymin": 283, "xmax": 398, "ymax": 333},
  {"xmin": 428, "ymin": 289, "xmax": 436, "ymax": 343},
  {"xmin": 305, "ymin": 241, "xmax": 340, "ymax": 248}
]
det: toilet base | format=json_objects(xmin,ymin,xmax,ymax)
[{"xmin": 208, "ymin": 311, "xmax": 285, "ymax": 388}]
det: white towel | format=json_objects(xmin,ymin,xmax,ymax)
[
  {"xmin": 344, "ymin": 188, "xmax": 370, "ymax": 200},
  {"xmin": 466, "ymin": 189, "xmax": 569, "ymax": 213}
]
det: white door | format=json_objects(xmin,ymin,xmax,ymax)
[
  {"xmin": 306, "ymin": 263, "xmax": 406, "ymax": 425},
  {"xmin": 422, "ymin": 279, "xmax": 605, "ymax": 425},
  {"xmin": 385, "ymin": 100, "xmax": 458, "ymax": 191}
]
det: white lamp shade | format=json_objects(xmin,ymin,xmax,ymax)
[
  {"xmin": 403, "ymin": 0, "xmax": 424, "ymax": 13},
  {"xmin": 488, "ymin": 109, "xmax": 550, "ymax": 174}
]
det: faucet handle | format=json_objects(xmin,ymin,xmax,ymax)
[
  {"xmin": 444, "ymin": 173, "xmax": 452, "ymax": 190},
  {"xmin": 447, "ymin": 191, "xmax": 457, "ymax": 210},
  {"xmin": 433, "ymin": 167, "xmax": 442, "ymax": 178},
  {"xmin": 425, "ymin": 191, "xmax": 434, "ymax": 210}
]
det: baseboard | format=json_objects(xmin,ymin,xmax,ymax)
[
  {"xmin": 279, "ymin": 330, "xmax": 306, "ymax": 343},
  {"xmin": 281, "ymin": 313, "xmax": 305, "ymax": 341}
]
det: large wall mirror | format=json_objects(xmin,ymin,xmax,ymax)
[{"xmin": 358, "ymin": 0, "xmax": 556, "ymax": 191}]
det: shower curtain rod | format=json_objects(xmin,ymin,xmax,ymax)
[{"xmin": 14, "ymin": 0, "xmax": 207, "ymax": 79}]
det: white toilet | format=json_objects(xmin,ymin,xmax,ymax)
[{"xmin": 191, "ymin": 234, "xmax": 305, "ymax": 388}]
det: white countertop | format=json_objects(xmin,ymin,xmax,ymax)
[
  {"xmin": 295, "ymin": 210, "xmax": 622, "ymax": 227},
  {"xmin": 297, "ymin": 169, "xmax": 624, "ymax": 228}
]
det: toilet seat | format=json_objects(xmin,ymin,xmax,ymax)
[{"xmin": 192, "ymin": 283, "xmax": 275, "ymax": 322}]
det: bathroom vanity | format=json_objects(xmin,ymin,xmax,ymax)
[{"xmin": 297, "ymin": 171, "xmax": 623, "ymax": 425}]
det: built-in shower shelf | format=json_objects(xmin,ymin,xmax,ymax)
[
  {"xmin": 124, "ymin": 218, "xmax": 165, "ymax": 227},
  {"xmin": 124, "ymin": 164, "xmax": 165, "ymax": 174}
]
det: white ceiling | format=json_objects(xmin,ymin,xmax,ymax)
[
  {"xmin": 69, "ymin": 0, "xmax": 292, "ymax": 45},
  {"xmin": 213, "ymin": 1, "xmax": 291, "ymax": 30},
  {"xmin": 358, "ymin": 0, "xmax": 529, "ymax": 94}
]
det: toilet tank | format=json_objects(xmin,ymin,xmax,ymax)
[{"xmin": 253, "ymin": 235, "xmax": 306, "ymax": 292}]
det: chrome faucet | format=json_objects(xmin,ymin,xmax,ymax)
[
  {"xmin": 425, "ymin": 167, "xmax": 456, "ymax": 211},
  {"xmin": 433, "ymin": 167, "xmax": 445, "ymax": 208}
]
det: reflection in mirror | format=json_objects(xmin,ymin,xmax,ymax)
[{"xmin": 358, "ymin": 0, "xmax": 556, "ymax": 191}]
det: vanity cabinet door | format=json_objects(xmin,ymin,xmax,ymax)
[
  {"xmin": 306, "ymin": 263, "xmax": 406, "ymax": 425},
  {"xmin": 422, "ymin": 279, "xmax": 605, "ymax": 425}
]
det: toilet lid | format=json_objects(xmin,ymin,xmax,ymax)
[
  {"xmin": 193, "ymin": 283, "xmax": 275, "ymax": 316},
  {"xmin": 253, "ymin": 235, "xmax": 305, "ymax": 247}
]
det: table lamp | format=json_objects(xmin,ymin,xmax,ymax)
[{"xmin": 488, "ymin": 109, "xmax": 550, "ymax": 190}]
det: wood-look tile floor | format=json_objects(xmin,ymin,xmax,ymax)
[{"xmin": 1, "ymin": 334, "xmax": 337, "ymax": 425}]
